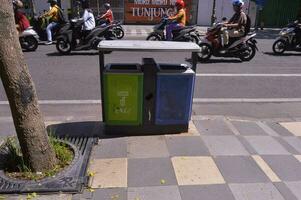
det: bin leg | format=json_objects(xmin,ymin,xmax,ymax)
[
  {"xmin": 191, "ymin": 52, "xmax": 198, "ymax": 72},
  {"xmin": 142, "ymin": 58, "xmax": 158, "ymax": 125},
  {"xmin": 99, "ymin": 51, "xmax": 106, "ymax": 122}
]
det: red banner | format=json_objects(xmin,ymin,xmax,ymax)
[{"xmin": 124, "ymin": 0, "xmax": 192, "ymax": 24}]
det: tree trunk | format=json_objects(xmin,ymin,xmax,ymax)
[{"xmin": 0, "ymin": 1, "xmax": 58, "ymax": 172}]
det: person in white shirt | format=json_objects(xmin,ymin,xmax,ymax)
[{"xmin": 80, "ymin": 0, "xmax": 95, "ymax": 39}]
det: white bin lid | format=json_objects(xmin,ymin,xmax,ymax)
[{"xmin": 98, "ymin": 40, "xmax": 201, "ymax": 53}]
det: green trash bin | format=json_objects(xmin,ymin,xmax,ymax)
[{"xmin": 103, "ymin": 64, "xmax": 143, "ymax": 126}]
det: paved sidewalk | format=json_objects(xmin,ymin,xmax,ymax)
[{"xmin": 1, "ymin": 111, "xmax": 301, "ymax": 199}]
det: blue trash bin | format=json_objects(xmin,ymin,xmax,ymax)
[{"xmin": 155, "ymin": 64, "xmax": 195, "ymax": 125}]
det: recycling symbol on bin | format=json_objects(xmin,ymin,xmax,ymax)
[{"xmin": 114, "ymin": 91, "xmax": 131, "ymax": 114}]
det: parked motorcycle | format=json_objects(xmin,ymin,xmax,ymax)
[
  {"xmin": 272, "ymin": 21, "xmax": 301, "ymax": 55},
  {"xmin": 96, "ymin": 18, "xmax": 125, "ymax": 39},
  {"xmin": 19, "ymin": 26, "xmax": 39, "ymax": 51},
  {"xmin": 55, "ymin": 18, "xmax": 116, "ymax": 55},
  {"xmin": 146, "ymin": 17, "xmax": 199, "ymax": 43},
  {"xmin": 197, "ymin": 19, "xmax": 257, "ymax": 62}
]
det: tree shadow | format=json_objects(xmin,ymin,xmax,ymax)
[
  {"xmin": 253, "ymin": 29, "xmax": 280, "ymax": 40},
  {"xmin": 264, "ymin": 52, "xmax": 301, "ymax": 56}
]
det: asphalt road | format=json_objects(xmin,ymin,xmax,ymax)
[{"xmin": 1, "ymin": 35, "xmax": 301, "ymax": 119}]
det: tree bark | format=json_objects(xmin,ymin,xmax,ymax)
[{"xmin": 0, "ymin": 1, "xmax": 58, "ymax": 172}]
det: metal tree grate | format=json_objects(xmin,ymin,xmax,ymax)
[{"xmin": 0, "ymin": 136, "xmax": 96, "ymax": 194}]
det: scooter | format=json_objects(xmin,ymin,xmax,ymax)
[
  {"xmin": 19, "ymin": 26, "xmax": 39, "ymax": 51},
  {"xmin": 32, "ymin": 16, "xmax": 65, "ymax": 42},
  {"xmin": 146, "ymin": 17, "xmax": 199, "ymax": 43},
  {"xmin": 95, "ymin": 18, "xmax": 125, "ymax": 39},
  {"xmin": 272, "ymin": 21, "xmax": 301, "ymax": 55},
  {"xmin": 197, "ymin": 19, "xmax": 258, "ymax": 62},
  {"xmin": 55, "ymin": 18, "xmax": 116, "ymax": 55}
]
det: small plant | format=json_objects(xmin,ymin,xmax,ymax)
[{"xmin": 0, "ymin": 135, "xmax": 74, "ymax": 180}]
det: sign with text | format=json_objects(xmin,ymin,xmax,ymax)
[{"xmin": 124, "ymin": 0, "xmax": 192, "ymax": 24}]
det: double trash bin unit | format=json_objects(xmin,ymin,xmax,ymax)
[{"xmin": 98, "ymin": 40, "xmax": 200, "ymax": 134}]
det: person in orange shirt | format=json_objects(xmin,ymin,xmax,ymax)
[
  {"xmin": 98, "ymin": 3, "xmax": 114, "ymax": 27},
  {"xmin": 166, "ymin": 0, "xmax": 186, "ymax": 41}
]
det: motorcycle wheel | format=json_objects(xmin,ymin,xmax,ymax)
[
  {"xmin": 22, "ymin": 36, "xmax": 38, "ymax": 51},
  {"xmin": 272, "ymin": 39, "xmax": 286, "ymax": 55},
  {"xmin": 146, "ymin": 34, "xmax": 161, "ymax": 41},
  {"xmin": 239, "ymin": 43, "xmax": 256, "ymax": 62},
  {"xmin": 114, "ymin": 27, "xmax": 125, "ymax": 39},
  {"xmin": 197, "ymin": 43, "xmax": 212, "ymax": 62},
  {"xmin": 56, "ymin": 38, "xmax": 71, "ymax": 55}
]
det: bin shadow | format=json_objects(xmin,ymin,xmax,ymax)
[{"xmin": 46, "ymin": 121, "xmax": 186, "ymax": 139}]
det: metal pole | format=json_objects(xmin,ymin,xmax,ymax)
[
  {"xmin": 97, "ymin": 0, "xmax": 100, "ymax": 16},
  {"xmin": 99, "ymin": 51, "xmax": 106, "ymax": 122},
  {"xmin": 211, "ymin": 0, "xmax": 216, "ymax": 25}
]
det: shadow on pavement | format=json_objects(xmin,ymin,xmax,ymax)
[
  {"xmin": 264, "ymin": 52, "xmax": 301, "ymax": 56},
  {"xmin": 47, "ymin": 121, "xmax": 184, "ymax": 139},
  {"xmin": 186, "ymin": 58, "xmax": 241, "ymax": 64},
  {"xmin": 46, "ymin": 51, "xmax": 99, "ymax": 56},
  {"xmin": 254, "ymin": 29, "xmax": 280, "ymax": 40}
]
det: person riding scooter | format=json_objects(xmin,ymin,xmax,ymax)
[
  {"xmin": 166, "ymin": 0, "xmax": 186, "ymax": 41},
  {"xmin": 13, "ymin": 0, "xmax": 30, "ymax": 34},
  {"xmin": 221, "ymin": 0, "xmax": 247, "ymax": 48},
  {"xmin": 98, "ymin": 3, "xmax": 114, "ymax": 28},
  {"xmin": 40, "ymin": 0, "xmax": 62, "ymax": 45},
  {"xmin": 79, "ymin": 0, "xmax": 95, "ymax": 40}
]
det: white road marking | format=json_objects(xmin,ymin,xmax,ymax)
[
  {"xmin": 196, "ymin": 73, "xmax": 301, "ymax": 77},
  {"xmin": 193, "ymin": 98, "xmax": 301, "ymax": 103},
  {"xmin": 1, "ymin": 98, "xmax": 301, "ymax": 105}
]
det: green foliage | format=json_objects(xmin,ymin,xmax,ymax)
[{"xmin": 0, "ymin": 135, "xmax": 74, "ymax": 180}]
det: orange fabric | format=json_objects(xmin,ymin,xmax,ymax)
[
  {"xmin": 169, "ymin": 8, "xmax": 186, "ymax": 26},
  {"xmin": 101, "ymin": 9, "xmax": 114, "ymax": 23}
]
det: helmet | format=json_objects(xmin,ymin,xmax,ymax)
[
  {"xmin": 13, "ymin": 0, "xmax": 23, "ymax": 8},
  {"xmin": 104, "ymin": 3, "xmax": 110, "ymax": 9},
  {"xmin": 232, "ymin": 0, "xmax": 244, "ymax": 7},
  {"xmin": 175, "ymin": 0, "xmax": 184, "ymax": 9},
  {"xmin": 47, "ymin": 0, "xmax": 57, "ymax": 3}
]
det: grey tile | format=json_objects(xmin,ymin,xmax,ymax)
[
  {"xmin": 92, "ymin": 138, "xmax": 127, "ymax": 159},
  {"xmin": 180, "ymin": 184, "xmax": 236, "ymax": 200},
  {"xmin": 245, "ymin": 136, "xmax": 290, "ymax": 155},
  {"xmin": 229, "ymin": 183, "xmax": 285, "ymax": 200},
  {"xmin": 285, "ymin": 181, "xmax": 301, "ymax": 200},
  {"xmin": 166, "ymin": 136, "xmax": 209, "ymax": 156},
  {"xmin": 215, "ymin": 156, "xmax": 269, "ymax": 183},
  {"xmin": 262, "ymin": 155, "xmax": 301, "ymax": 181},
  {"xmin": 194, "ymin": 119, "xmax": 234, "ymax": 135},
  {"xmin": 127, "ymin": 136, "xmax": 169, "ymax": 158},
  {"xmin": 274, "ymin": 137, "xmax": 300, "ymax": 155},
  {"xmin": 268, "ymin": 122, "xmax": 295, "ymax": 136},
  {"xmin": 128, "ymin": 158, "xmax": 177, "ymax": 187},
  {"xmin": 283, "ymin": 137, "xmax": 301, "ymax": 154},
  {"xmin": 128, "ymin": 186, "xmax": 181, "ymax": 200},
  {"xmin": 232, "ymin": 121, "xmax": 267, "ymax": 136},
  {"xmin": 274, "ymin": 182, "xmax": 298, "ymax": 200},
  {"xmin": 72, "ymin": 190, "xmax": 93, "ymax": 200},
  {"xmin": 93, "ymin": 188, "xmax": 127, "ymax": 200},
  {"xmin": 202, "ymin": 136, "xmax": 249, "ymax": 156}
]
